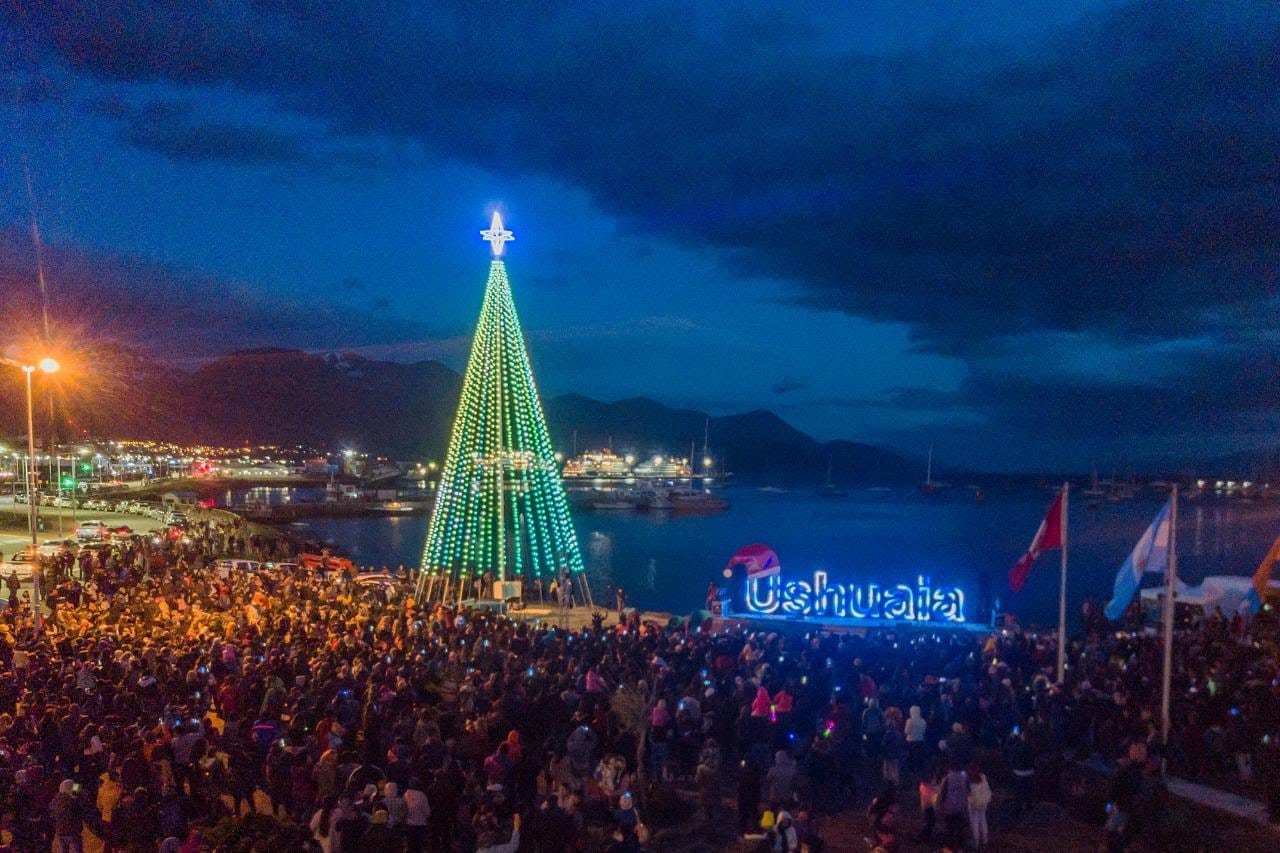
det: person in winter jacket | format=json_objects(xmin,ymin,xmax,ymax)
[
  {"xmin": 566, "ymin": 722, "xmax": 598, "ymax": 775},
  {"xmin": 967, "ymin": 762, "xmax": 993, "ymax": 850},
  {"xmin": 52, "ymin": 779, "xmax": 85, "ymax": 853},
  {"xmin": 938, "ymin": 761, "xmax": 969, "ymax": 851},
  {"xmin": 403, "ymin": 777, "xmax": 431, "ymax": 853},
  {"xmin": 765, "ymin": 749, "xmax": 799, "ymax": 805},
  {"xmin": 770, "ymin": 809, "xmax": 799, "ymax": 852},
  {"xmin": 905, "ymin": 705, "xmax": 928, "ymax": 772}
]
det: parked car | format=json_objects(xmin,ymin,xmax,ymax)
[
  {"xmin": 76, "ymin": 520, "xmax": 107, "ymax": 540},
  {"xmin": 214, "ymin": 559, "xmax": 260, "ymax": 578},
  {"xmin": 38, "ymin": 539, "xmax": 79, "ymax": 557},
  {"xmin": 0, "ymin": 550, "xmax": 38, "ymax": 580},
  {"xmin": 354, "ymin": 572, "xmax": 400, "ymax": 592}
]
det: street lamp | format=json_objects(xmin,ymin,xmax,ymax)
[{"xmin": 18, "ymin": 357, "xmax": 58, "ymax": 633}]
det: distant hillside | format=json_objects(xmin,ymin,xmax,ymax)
[
  {"xmin": 0, "ymin": 347, "xmax": 920, "ymax": 483},
  {"xmin": 1198, "ymin": 445, "xmax": 1280, "ymax": 480},
  {"xmin": 178, "ymin": 349, "xmax": 459, "ymax": 455},
  {"xmin": 542, "ymin": 396, "xmax": 921, "ymax": 485}
]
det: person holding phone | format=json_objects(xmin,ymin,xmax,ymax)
[
  {"xmin": 51, "ymin": 778, "xmax": 86, "ymax": 853},
  {"xmin": 476, "ymin": 812, "xmax": 521, "ymax": 853}
]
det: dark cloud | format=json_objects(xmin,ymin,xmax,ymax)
[
  {"xmin": 0, "ymin": 226, "xmax": 430, "ymax": 360},
  {"xmin": 771, "ymin": 377, "xmax": 809, "ymax": 395},
  {"xmin": 816, "ymin": 387, "xmax": 970, "ymax": 413},
  {"xmin": 79, "ymin": 94, "xmax": 400, "ymax": 170},
  {"xmin": 125, "ymin": 117, "xmax": 309, "ymax": 166},
  {"xmin": 93, "ymin": 97, "xmax": 310, "ymax": 165},
  {"xmin": 11, "ymin": 2, "xmax": 1275, "ymax": 344},
  {"xmin": 6, "ymin": 0, "xmax": 1278, "ymax": 462}
]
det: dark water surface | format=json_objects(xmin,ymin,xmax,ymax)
[{"xmin": 290, "ymin": 488, "xmax": 1278, "ymax": 627}]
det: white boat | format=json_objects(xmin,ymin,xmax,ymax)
[
  {"xmin": 818, "ymin": 456, "xmax": 848, "ymax": 498},
  {"xmin": 920, "ymin": 444, "xmax": 941, "ymax": 495},
  {"xmin": 591, "ymin": 492, "xmax": 638, "ymax": 510},
  {"xmin": 669, "ymin": 488, "xmax": 729, "ymax": 512},
  {"xmin": 633, "ymin": 454, "xmax": 693, "ymax": 478},
  {"xmin": 632, "ymin": 485, "xmax": 674, "ymax": 510},
  {"xmin": 563, "ymin": 450, "xmax": 633, "ymax": 479}
]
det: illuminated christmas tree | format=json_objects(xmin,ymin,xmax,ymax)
[{"xmin": 417, "ymin": 213, "xmax": 585, "ymax": 601}]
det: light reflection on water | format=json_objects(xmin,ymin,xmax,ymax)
[{"xmin": 238, "ymin": 487, "xmax": 1280, "ymax": 626}]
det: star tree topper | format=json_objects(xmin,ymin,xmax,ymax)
[{"xmin": 481, "ymin": 211, "xmax": 514, "ymax": 257}]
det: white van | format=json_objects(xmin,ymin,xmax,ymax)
[{"xmin": 214, "ymin": 558, "xmax": 260, "ymax": 578}]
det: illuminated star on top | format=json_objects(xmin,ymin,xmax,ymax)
[{"xmin": 481, "ymin": 211, "xmax": 514, "ymax": 257}]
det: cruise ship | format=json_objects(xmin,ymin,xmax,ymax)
[
  {"xmin": 632, "ymin": 454, "xmax": 693, "ymax": 479},
  {"xmin": 562, "ymin": 450, "xmax": 633, "ymax": 479}
]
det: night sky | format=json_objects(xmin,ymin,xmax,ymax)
[{"xmin": 2, "ymin": 2, "xmax": 1278, "ymax": 469}]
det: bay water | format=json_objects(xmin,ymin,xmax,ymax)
[{"xmin": 270, "ymin": 487, "xmax": 1280, "ymax": 628}]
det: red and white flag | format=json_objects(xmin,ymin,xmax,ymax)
[{"xmin": 1009, "ymin": 490, "xmax": 1064, "ymax": 591}]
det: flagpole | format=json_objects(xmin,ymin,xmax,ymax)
[
  {"xmin": 1057, "ymin": 482, "xmax": 1069, "ymax": 683},
  {"xmin": 1161, "ymin": 484, "xmax": 1178, "ymax": 744}
]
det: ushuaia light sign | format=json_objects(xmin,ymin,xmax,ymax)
[
  {"xmin": 722, "ymin": 544, "xmax": 966, "ymax": 625},
  {"xmin": 745, "ymin": 570, "xmax": 965, "ymax": 623}
]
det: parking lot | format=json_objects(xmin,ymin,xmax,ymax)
[{"xmin": 0, "ymin": 495, "xmax": 168, "ymax": 599}]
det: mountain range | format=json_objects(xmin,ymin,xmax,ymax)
[{"xmin": 0, "ymin": 347, "xmax": 927, "ymax": 484}]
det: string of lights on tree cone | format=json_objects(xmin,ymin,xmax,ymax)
[{"xmin": 417, "ymin": 214, "xmax": 585, "ymax": 602}]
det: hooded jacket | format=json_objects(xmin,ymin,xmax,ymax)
[
  {"xmin": 905, "ymin": 706, "xmax": 927, "ymax": 743},
  {"xmin": 765, "ymin": 750, "xmax": 798, "ymax": 803}
]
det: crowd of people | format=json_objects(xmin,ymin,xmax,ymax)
[{"xmin": 0, "ymin": 510, "xmax": 1275, "ymax": 853}]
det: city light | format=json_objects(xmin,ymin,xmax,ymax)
[{"xmin": 38, "ymin": 357, "xmax": 60, "ymax": 374}]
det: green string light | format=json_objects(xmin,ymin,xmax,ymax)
[{"xmin": 418, "ymin": 249, "xmax": 585, "ymax": 597}]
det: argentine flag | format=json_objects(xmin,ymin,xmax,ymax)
[{"xmin": 1104, "ymin": 499, "xmax": 1172, "ymax": 621}]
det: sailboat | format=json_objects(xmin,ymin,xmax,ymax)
[
  {"xmin": 1082, "ymin": 468, "xmax": 1105, "ymax": 509},
  {"xmin": 920, "ymin": 444, "xmax": 940, "ymax": 495},
  {"xmin": 818, "ymin": 455, "xmax": 848, "ymax": 498}
]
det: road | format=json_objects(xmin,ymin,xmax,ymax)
[
  {"xmin": 0, "ymin": 496, "xmax": 166, "ymax": 544},
  {"xmin": 0, "ymin": 497, "xmax": 166, "ymax": 607}
]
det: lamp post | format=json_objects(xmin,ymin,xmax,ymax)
[{"xmin": 15, "ymin": 357, "xmax": 59, "ymax": 633}]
